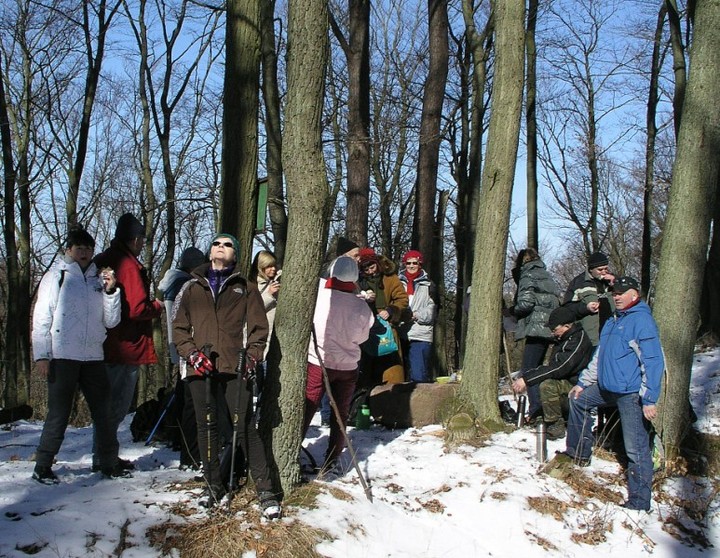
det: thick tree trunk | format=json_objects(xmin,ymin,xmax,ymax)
[
  {"xmin": 261, "ymin": 0, "xmax": 288, "ymax": 264},
  {"xmin": 412, "ymin": 0, "xmax": 449, "ymax": 274},
  {"xmin": 665, "ymin": 0, "xmax": 687, "ymax": 138},
  {"xmin": 641, "ymin": 5, "xmax": 666, "ymax": 295},
  {"xmin": 268, "ymin": 0, "xmax": 329, "ymax": 494},
  {"xmin": 461, "ymin": 0, "xmax": 525, "ymax": 422},
  {"xmin": 221, "ymin": 0, "xmax": 262, "ymax": 275},
  {"xmin": 653, "ymin": 0, "xmax": 720, "ymax": 459},
  {"xmin": 525, "ymin": 0, "xmax": 538, "ymax": 251},
  {"xmin": 343, "ymin": 0, "xmax": 371, "ymax": 246}
]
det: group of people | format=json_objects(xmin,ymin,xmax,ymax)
[
  {"xmin": 510, "ymin": 249, "xmax": 665, "ymax": 512},
  {"xmin": 30, "ymin": 219, "xmax": 439, "ymax": 517},
  {"xmin": 31, "ymin": 216, "xmax": 663, "ymax": 515}
]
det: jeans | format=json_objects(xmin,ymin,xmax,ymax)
[
  {"xmin": 567, "ymin": 384, "xmax": 653, "ymax": 509},
  {"xmin": 407, "ymin": 340, "xmax": 432, "ymax": 383},
  {"xmin": 37, "ymin": 360, "xmax": 119, "ymax": 470},
  {"xmin": 93, "ymin": 364, "xmax": 138, "ymax": 464}
]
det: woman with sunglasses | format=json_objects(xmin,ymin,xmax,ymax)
[
  {"xmin": 173, "ymin": 233, "xmax": 281, "ymax": 518},
  {"xmin": 398, "ymin": 250, "xmax": 437, "ymax": 383}
]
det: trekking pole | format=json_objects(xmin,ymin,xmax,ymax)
[
  {"xmin": 201, "ymin": 343, "xmax": 216, "ymax": 501},
  {"xmin": 311, "ymin": 325, "xmax": 373, "ymax": 502},
  {"xmin": 144, "ymin": 391, "xmax": 176, "ymax": 446},
  {"xmin": 227, "ymin": 347, "xmax": 247, "ymax": 510}
]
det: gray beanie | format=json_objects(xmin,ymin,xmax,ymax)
[
  {"xmin": 115, "ymin": 213, "xmax": 145, "ymax": 242},
  {"xmin": 329, "ymin": 256, "xmax": 359, "ymax": 283},
  {"xmin": 179, "ymin": 247, "xmax": 205, "ymax": 271}
]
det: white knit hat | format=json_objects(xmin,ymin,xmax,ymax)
[{"xmin": 329, "ymin": 256, "xmax": 359, "ymax": 283}]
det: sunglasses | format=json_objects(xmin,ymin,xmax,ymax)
[
  {"xmin": 212, "ymin": 241, "xmax": 234, "ymax": 248},
  {"xmin": 405, "ymin": 261, "xmax": 420, "ymax": 266}
]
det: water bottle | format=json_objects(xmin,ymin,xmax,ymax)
[
  {"xmin": 355, "ymin": 405, "xmax": 371, "ymax": 430},
  {"xmin": 536, "ymin": 421, "xmax": 547, "ymax": 462},
  {"xmin": 515, "ymin": 395, "xmax": 527, "ymax": 428}
]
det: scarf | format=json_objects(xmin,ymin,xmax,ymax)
[
  {"xmin": 325, "ymin": 278, "xmax": 357, "ymax": 293},
  {"xmin": 403, "ymin": 269, "xmax": 420, "ymax": 295},
  {"xmin": 207, "ymin": 265, "xmax": 235, "ymax": 297}
]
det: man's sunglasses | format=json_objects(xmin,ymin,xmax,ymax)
[{"xmin": 212, "ymin": 241, "xmax": 234, "ymax": 248}]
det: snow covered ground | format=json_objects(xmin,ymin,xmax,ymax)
[{"xmin": 1, "ymin": 347, "xmax": 718, "ymax": 557}]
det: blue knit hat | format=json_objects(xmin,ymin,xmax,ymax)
[{"xmin": 209, "ymin": 233, "xmax": 240, "ymax": 261}]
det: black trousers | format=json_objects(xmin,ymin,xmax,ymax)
[
  {"xmin": 36, "ymin": 359, "xmax": 119, "ymax": 469},
  {"xmin": 187, "ymin": 374, "xmax": 272, "ymax": 494}
]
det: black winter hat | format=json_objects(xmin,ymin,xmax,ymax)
[
  {"xmin": 336, "ymin": 236, "xmax": 359, "ymax": 257},
  {"xmin": 587, "ymin": 251, "xmax": 609, "ymax": 269},
  {"xmin": 611, "ymin": 276, "xmax": 640, "ymax": 294},
  {"xmin": 546, "ymin": 306, "xmax": 577, "ymax": 330},
  {"xmin": 115, "ymin": 213, "xmax": 145, "ymax": 242},
  {"xmin": 179, "ymin": 247, "xmax": 205, "ymax": 271}
]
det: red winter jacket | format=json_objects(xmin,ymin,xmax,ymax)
[{"xmin": 94, "ymin": 239, "xmax": 162, "ymax": 365}]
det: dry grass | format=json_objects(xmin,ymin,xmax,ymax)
[
  {"xmin": 527, "ymin": 495, "xmax": 568, "ymax": 521},
  {"xmin": 146, "ymin": 483, "xmax": 336, "ymax": 558},
  {"xmin": 570, "ymin": 510, "xmax": 613, "ymax": 545},
  {"xmin": 525, "ymin": 530, "xmax": 560, "ymax": 552}
]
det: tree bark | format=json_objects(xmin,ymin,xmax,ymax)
[
  {"xmin": 412, "ymin": 0, "xmax": 449, "ymax": 274},
  {"xmin": 641, "ymin": 5, "xmax": 666, "ymax": 295},
  {"xmin": 461, "ymin": 0, "xmax": 525, "ymax": 422},
  {"xmin": 653, "ymin": 0, "xmax": 720, "ymax": 459},
  {"xmin": 261, "ymin": 0, "xmax": 288, "ymax": 263},
  {"xmin": 665, "ymin": 0, "xmax": 687, "ymax": 138},
  {"xmin": 525, "ymin": 0, "xmax": 538, "ymax": 251},
  {"xmin": 268, "ymin": 0, "xmax": 330, "ymax": 494},
  {"xmin": 221, "ymin": 0, "xmax": 262, "ymax": 275}
]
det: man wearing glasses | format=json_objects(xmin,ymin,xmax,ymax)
[{"xmin": 562, "ymin": 251, "xmax": 615, "ymax": 347}]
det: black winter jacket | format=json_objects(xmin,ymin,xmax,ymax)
[
  {"xmin": 562, "ymin": 270, "xmax": 614, "ymax": 346},
  {"xmin": 522, "ymin": 323, "xmax": 593, "ymax": 387}
]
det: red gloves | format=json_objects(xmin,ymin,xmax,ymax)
[{"xmin": 188, "ymin": 350, "xmax": 213, "ymax": 376}]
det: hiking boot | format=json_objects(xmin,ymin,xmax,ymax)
[
  {"xmin": 258, "ymin": 491, "xmax": 282, "ymax": 520},
  {"xmin": 101, "ymin": 464, "xmax": 134, "ymax": 479},
  {"xmin": 32, "ymin": 465, "xmax": 60, "ymax": 485},
  {"xmin": 555, "ymin": 451, "xmax": 591, "ymax": 467},
  {"xmin": 545, "ymin": 421, "xmax": 566, "ymax": 441},
  {"xmin": 92, "ymin": 457, "xmax": 134, "ymax": 472},
  {"xmin": 199, "ymin": 485, "xmax": 226, "ymax": 509},
  {"xmin": 621, "ymin": 501, "xmax": 651, "ymax": 512}
]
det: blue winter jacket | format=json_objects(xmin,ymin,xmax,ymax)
[{"xmin": 577, "ymin": 300, "xmax": 664, "ymax": 405}]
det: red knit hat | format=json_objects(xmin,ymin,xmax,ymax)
[
  {"xmin": 402, "ymin": 250, "xmax": 423, "ymax": 264},
  {"xmin": 358, "ymin": 247, "xmax": 378, "ymax": 266}
]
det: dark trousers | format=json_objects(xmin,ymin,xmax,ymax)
[
  {"xmin": 36, "ymin": 359, "xmax": 119, "ymax": 469},
  {"xmin": 187, "ymin": 374, "xmax": 272, "ymax": 494},
  {"xmin": 521, "ymin": 337, "xmax": 550, "ymax": 416}
]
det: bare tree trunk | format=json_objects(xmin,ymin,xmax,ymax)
[
  {"xmin": 330, "ymin": 0, "xmax": 370, "ymax": 246},
  {"xmin": 261, "ymin": 0, "xmax": 288, "ymax": 263},
  {"xmin": 412, "ymin": 0, "xmax": 449, "ymax": 273},
  {"xmin": 525, "ymin": 0, "xmax": 538, "ymax": 251},
  {"xmin": 641, "ymin": 5, "xmax": 666, "ymax": 295},
  {"xmin": 66, "ymin": 0, "xmax": 121, "ymax": 227},
  {"xmin": 433, "ymin": 190, "xmax": 449, "ymax": 376},
  {"xmin": 700, "ymin": 176, "xmax": 720, "ymax": 338},
  {"xmin": 665, "ymin": 0, "xmax": 687, "ymax": 138},
  {"xmin": 462, "ymin": 0, "xmax": 525, "ymax": 422},
  {"xmin": 269, "ymin": 0, "xmax": 330, "ymax": 494},
  {"xmin": 457, "ymin": 1, "xmax": 492, "ymax": 368},
  {"xmin": 653, "ymin": 0, "xmax": 720, "ymax": 460},
  {"xmin": 0, "ymin": 51, "xmax": 32, "ymax": 408},
  {"xmin": 221, "ymin": 0, "xmax": 262, "ymax": 275}
]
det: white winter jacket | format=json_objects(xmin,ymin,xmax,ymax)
[{"xmin": 32, "ymin": 257, "xmax": 121, "ymax": 362}]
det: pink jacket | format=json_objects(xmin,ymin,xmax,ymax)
[{"xmin": 309, "ymin": 280, "xmax": 374, "ymax": 371}]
